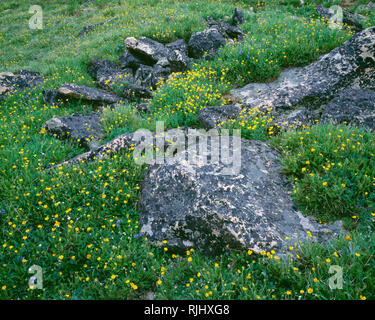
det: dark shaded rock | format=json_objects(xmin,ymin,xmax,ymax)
[
  {"xmin": 198, "ymin": 104, "xmax": 242, "ymax": 129},
  {"xmin": 232, "ymin": 8, "xmax": 246, "ymax": 26},
  {"xmin": 167, "ymin": 49, "xmax": 191, "ymax": 73},
  {"xmin": 134, "ymin": 64, "xmax": 155, "ymax": 89},
  {"xmin": 188, "ymin": 28, "xmax": 227, "ymax": 59},
  {"xmin": 43, "ymin": 89, "xmax": 60, "ymax": 105},
  {"xmin": 166, "ymin": 39, "xmax": 188, "ymax": 55},
  {"xmin": 57, "ymin": 83, "xmax": 121, "ymax": 105},
  {"xmin": 138, "ymin": 137, "xmax": 344, "ymax": 254},
  {"xmin": 320, "ymin": 89, "xmax": 375, "ymax": 130},
  {"xmin": 120, "ymin": 49, "xmax": 144, "ymax": 71},
  {"xmin": 135, "ymin": 64, "xmax": 171, "ymax": 89},
  {"xmin": 315, "ymin": 5, "xmax": 364, "ymax": 32},
  {"xmin": 207, "ymin": 17, "xmax": 245, "ymax": 40},
  {"xmin": 231, "ymin": 27, "xmax": 375, "ymax": 112},
  {"xmin": 88, "ymin": 57, "xmax": 133, "ymax": 90},
  {"xmin": 0, "ymin": 70, "xmax": 43, "ymax": 99},
  {"xmin": 122, "ymin": 83, "xmax": 153, "ymax": 100},
  {"xmin": 125, "ymin": 37, "xmax": 170, "ymax": 65},
  {"xmin": 44, "ymin": 112, "xmax": 102, "ymax": 149},
  {"xmin": 152, "ymin": 64, "xmax": 172, "ymax": 86}
]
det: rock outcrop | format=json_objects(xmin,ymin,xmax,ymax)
[
  {"xmin": 138, "ymin": 137, "xmax": 344, "ymax": 254},
  {"xmin": 0, "ymin": 70, "xmax": 43, "ymax": 99}
]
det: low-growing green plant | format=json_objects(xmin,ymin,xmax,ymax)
[{"xmin": 271, "ymin": 124, "xmax": 375, "ymax": 223}]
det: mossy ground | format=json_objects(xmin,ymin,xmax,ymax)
[{"xmin": 0, "ymin": 0, "xmax": 374, "ymax": 299}]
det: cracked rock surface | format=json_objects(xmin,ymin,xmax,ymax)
[{"xmin": 138, "ymin": 137, "xmax": 344, "ymax": 255}]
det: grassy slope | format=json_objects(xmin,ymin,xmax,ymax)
[{"xmin": 0, "ymin": 0, "xmax": 374, "ymax": 299}]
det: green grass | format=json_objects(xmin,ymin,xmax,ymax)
[
  {"xmin": 0, "ymin": 0, "xmax": 374, "ymax": 300},
  {"xmin": 271, "ymin": 124, "xmax": 375, "ymax": 224}
]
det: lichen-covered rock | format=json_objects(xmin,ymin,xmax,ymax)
[
  {"xmin": 198, "ymin": 104, "xmax": 242, "ymax": 129},
  {"xmin": 166, "ymin": 39, "xmax": 188, "ymax": 55},
  {"xmin": 0, "ymin": 70, "xmax": 43, "ymax": 99},
  {"xmin": 320, "ymin": 89, "xmax": 375, "ymax": 130},
  {"xmin": 57, "ymin": 83, "xmax": 121, "ymax": 104},
  {"xmin": 187, "ymin": 28, "xmax": 227, "ymax": 59},
  {"xmin": 44, "ymin": 112, "xmax": 102, "ymax": 149},
  {"xmin": 88, "ymin": 57, "xmax": 134, "ymax": 90},
  {"xmin": 138, "ymin": 137, "xmax": 344, "ymax": 254},
  {"xmin": 125, "ymin": 37, "xmax": 170, "ymax": 64},
  {"xmin": 231, "ymin": 27, "xmax": 375, "ymax": 112}
]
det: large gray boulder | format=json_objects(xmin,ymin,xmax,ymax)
[
  {"xmin": 231, "ymin": 27, "xmax": 375, "ymax": 113},
  {"xmin": 138, "ymin": 137, "xmax": 344, "ymax": 254},
  {"xmin": 320, "ymin": 89, "xmax": 375, "ymax": 130}
]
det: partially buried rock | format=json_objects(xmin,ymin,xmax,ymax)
[
  {"xmin": 188, "ymin": 28, "xmax": 227, "ymax": 59},
  {"xmin": 198, "ymin": 104, "xmax": 242, "ymax": 129},
  {"xmin": 320, "ymin": 89, "xmax": 375, "ymax": 130},
  {"xmin": 138, "ymin": 137, "xmax": 344, "ymax": 254},
  {"xmin": 0, "ymin": 70, "xmax": 43, "ymax": 99},
  {"xmin": 57, "ymin": 83, "xmax": 121, "ymax": 105},
  {"xmin": 44, "ymin": 112, "xmax": 102, "ymax": 149},
  {"xmin": 88, "ymin": 57, "xmax": 134, "ymax": 90}
]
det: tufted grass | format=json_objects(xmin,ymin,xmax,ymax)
[{"xmin": 0, "ymin": 0, "xmax": 374, "ymax": 300}]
